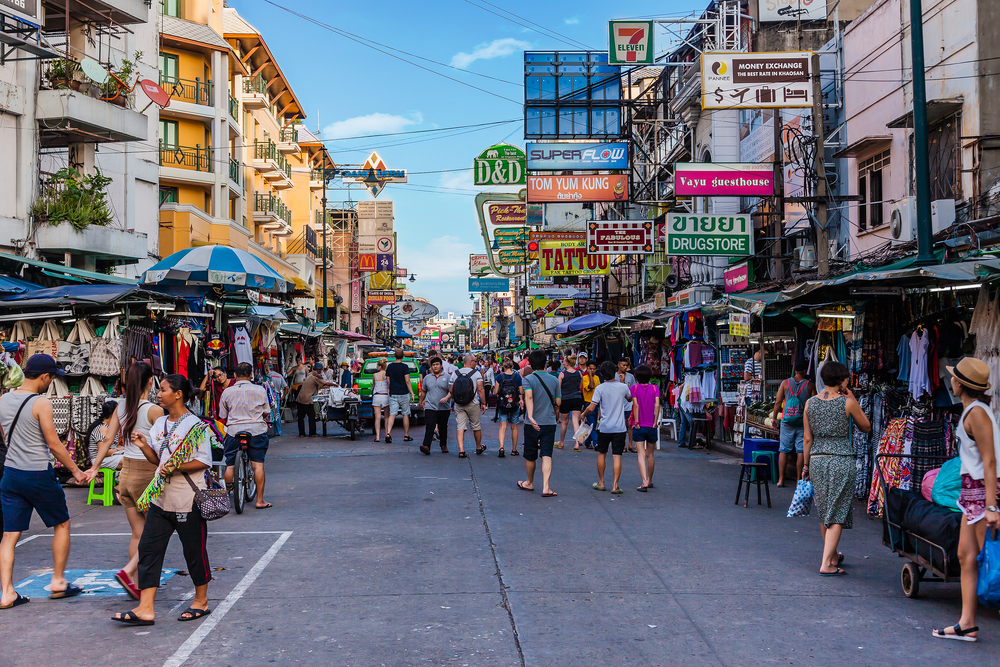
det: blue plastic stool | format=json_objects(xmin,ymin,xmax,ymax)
[
  {"xmin": 86, "ymin": 468, "xmax": 115, "ymax": 506},
  {"xmin": 751, "ymin": 450, "xmax": 779, "ymax": 484}
]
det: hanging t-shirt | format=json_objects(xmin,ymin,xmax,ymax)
[
  {"xmin": 896, "ymin": 334, "xmax": 911, "ymax": 382},
  {"xmin": 233, "ymin": 326, "xmax": 253, "ymax": 365},
  {"xmin": 909, "ymin": 330, "xmax": 932, "ymax": 399}
]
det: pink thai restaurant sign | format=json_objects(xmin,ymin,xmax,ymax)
[{"xmin": 674, "ymin": 162, "xmax": 774, "ymax": 196}]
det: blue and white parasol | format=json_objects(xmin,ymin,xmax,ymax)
[{"xmin": 141, "ymin": 245, "xmax": 287, "ymax": 293}]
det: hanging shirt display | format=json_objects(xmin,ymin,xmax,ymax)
[
  {"xmin": 895, "ymin": 334, "xmax": 910, "ymax": 382},
  {"xmin": 233, "ymin": 326, "xmax": 253, "ymax": 365},
  {"xmin": 908, "ymin": 330, "xmax": 931, "ymax": 399}
]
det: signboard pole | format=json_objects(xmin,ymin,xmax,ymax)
[
  {"xmin": 810, "ymin": 53, "xmax": 829, "ymax": 278},
  {"xmin": 322, "ymin": 172, "xmax": 328, "ymax": 324}
]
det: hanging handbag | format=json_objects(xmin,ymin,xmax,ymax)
[
  {"xmin": 182, "ymin": 471, "xmax": 231, "ymax": 520},
  {"xmin": 10, "ymin": 321, "xmax": 33, "ymax": 344},
  {"xmin": 72, "ymin": 376, "xmax": 107, "ymax": 435},
  {"xmin": 90, "ymin": 317, "xmax": 123, "ymax": 377},
  {"xmin": 45, "ymin": 375, "xmax": 72, "ymax": 437},
  {"xmin": 60, "ymin": 320, "xmax": 95, "ymax": 375},
  {"xmin": 25, "ymin": 319, "xmax": 60, "ymax": 360}
]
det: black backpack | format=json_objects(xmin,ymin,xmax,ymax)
[
  {"xmin": 498, "ymin": 373, "xmax": 519, "ymax": 411},
  {"xmin": 452, "ymin": 369, "xmax": 477, "ymax": 406}
]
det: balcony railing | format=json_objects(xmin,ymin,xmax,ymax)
[
  {"xmin": 254, "ymin": 192, "xmax": 291, "ymax": 226},
  {"xmin": 159, "ymin": 142, "xmax": 214, "ymax": 172},
  {"xmin": 228, "ymin": 94, "xmax": 239, "ymax": 120},
  {"xmin": 254, "ymin": 139, "xmax": 291, "ymax": 179},
  {"xmin": 228, "ymin": 157, "xmax": 241, "ymax": 186},
  {"xmin": 279, "ymin": 126, "xmax": 298, "ymax": 144},
  {"xmin": 243, "ymin": 73, "xmax": 268, "ymax": 96},
  {"xmin": 159, "ymin": 75, "xmax": 212, "ymax": 106}
]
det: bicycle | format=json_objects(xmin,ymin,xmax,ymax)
[{"xmin": 230, "ymin": 431, "xmax": 257, "ymax": 514}]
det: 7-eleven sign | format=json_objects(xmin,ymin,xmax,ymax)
[{"xmin": 609, "ymin": 21, "xmax": 654, "ymax": 65}]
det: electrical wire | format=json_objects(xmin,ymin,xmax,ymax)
[{"xmin": 460, "ymin": 0, "xmax": 597, "ymax": 51}]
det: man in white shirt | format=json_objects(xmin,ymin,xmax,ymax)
[
  {"xmin": 582, "ymin": 361, "xmax": 633, "ymax": 494},
  {"xmin": 219, "ymin": 363, "xmax": 273, "ymax": 509}
]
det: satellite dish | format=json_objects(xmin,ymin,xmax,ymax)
[
  {"xmin": 139, "ymin": 79, "xmax": 171, "ymax": 108},
  {"xmin": 80, "ymin": 57, "xmax": 110, "ymax": 84}
]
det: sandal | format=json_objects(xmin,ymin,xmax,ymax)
[
  {"xmin": 517, "ymin": 481, "xmax": 533, "ymax": 492},
  {"xmin": 592, "ymin": 483, "xmax": 606, "ymax": 491},
  {"xmin": 0, "ymin": 593, "xmax": 29, "ymax": 609},
  {"xmin": 476, "ymin": 445, "xmax": 487, "ymax": 455},
  {"xmin": 404, "ymin": 436, "xmax": 413, "ymax": 442},
  {"xmin": 637, "ymin": 486, "xmax": 648, "ymax": 492},
  {"xmin": 458, "ymin": 452, "xmax": 468, "ymax": 458},
  {"xmin": 498, "ymin": 448, "xmax": 505, "ymax": 458},
  {"xmin": 112, "ymin": 610, "xmax": 154, "ymax": 626},
  {"xmin": 933, "ymin": 623, "xmax": 979, "ymax": 642},
  {"xmin": 819, "ymin": 568, "xmax": 847, "ymax": 577},
  {"xmin": 611, "ymin": 488, "xmax": 624, "ymax": 495},
  {"xmin": 49, "ymin": 584, "xmax": 84, "ymax": 600},
  {"xmin": 373, "ymin": 438, "xmax": 381, "ymax": 443},
  {"xmin": 573, "ymin": 447, "xmax": 580, "ymax": 452},
  {"xmin": 542, "ymin": 491, "xmax": 558, "ymax": 497},
  {"xmin": 385, "ymin": 435, "xmax": 392, "ymax": 443},
  {"xmin": 178, "ymin": 607, "xmax": 212, "ymax": 622},
  {"xmin": 511, "ymin": 450, "xmax": 519, "ymax": 456},
  {"xmin": 555, "ymin": 443, "xmax": 564, "ymax": 449}
]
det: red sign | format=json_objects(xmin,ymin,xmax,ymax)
[
  {"xmin": 724, "ymin": 262, "xmax": 750, "ymax": 293},
  {"xmin": 674, "ymin": 163, "xmax": 774, "ymax": 196},
  {"xmin": 527, "ymin": 174, "xmax": 628, "ymax": 203},
  {"xmin": 529, "ymin": 231, "xmax": 585, "ymax": 241},
  {"xmin": 358, "ymin": 254, "xmax": 376, "ymax": 272},
  {"xmin": 586, "ymin": 221, "xmax": 653, "ymax": 255},
  {"xmin": 488, "ymin": 203, "xmax": 526, "ymax": 225}
]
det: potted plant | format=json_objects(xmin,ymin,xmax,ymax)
[
  {"xmin": 100, "ymin": 50, "xmax": 143, "ymax": 107},
  {"xmin": 31, "ymin": 168, "xmax": 114, "ymax": 230},
  {"xmin": 43, "ymin": 58, "xmax": 81, "ymax": 90}
]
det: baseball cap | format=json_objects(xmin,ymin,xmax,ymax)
[
  {"xmin": 24, "ymin": 353, "xmax": 65, "ymax": 376},
  {"xmin": 313, "ymin": 363, "xmax": 324, "ymax": 371}
]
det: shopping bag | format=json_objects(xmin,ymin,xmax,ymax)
[
  {"xmin": 72, "ymin": 376, "xmax": 106, "ymax": 435},
  {"xmin": 59, "ymin": 319, "xmax": 95, "ymax": 375},
  {"xmin": 89, "ymin": 316, "xmax": 122, "ymax": 377},
  {"xmin": 787, "ymin": 479, "xmax": 814, "ymax": 517},
  {"xmin": 45, "ymin": 374, "xmax": 72, "ymax": 437},
  {"xmin": 25, "ymin": 319, "xmax": 60, "ymax": 360},
  {"xmin": 978, "ymin": 529, "xmax": 1000, "ymax": 609},
  {"xmin": 573, "ymin": 422, "xmax": 592, "ymax": 445}
]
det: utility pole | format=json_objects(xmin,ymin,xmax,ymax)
[
  {"xmin": 773, "ymin": 109, "xmax": 783, "ymax": 280},
  {"xmin": 811, "ymin": 53, "xmax": 830, "ymax": 278},
  {"xmin": 321, "ymin": 171, "xmax": 328, "ymax": 324},
  {"xmin": 909, "ymin": 0, "xmax": 935, "ymax": 263},
  {"xmin": 334, "ymin": 283, "xmax": 341, "ymax": 331}
]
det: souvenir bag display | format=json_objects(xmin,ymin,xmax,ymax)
[
  {"xmin": 10, "ymin": 321, "xmax": 33, "ymax": 345},
  {"xmin": 0, "ymin": 350, "xmax": 23, "ymax": 389},
  {"xmin": 72, "ymin": 376, "xmax": 107, "ymax": 436},
  {"xmin": 25, "ymin": 319, "xmax": 60, "ymax": 360},
  {"xmin": 60, "ymin": 319, "xmax": 96, "ymax": 375},
  {"xmin": 90, "ymin": 317, "xmax": 123, "ymax": 377},
  {"xmin": 45, "ymin": 374, "xmax": 73, "ymax": 437}
]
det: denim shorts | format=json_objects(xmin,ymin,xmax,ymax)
[
  {"xmin": 779, "ymin": 423, "xmax": 805, "ymax": 453},
  {"xmin": 1, "ymin": 465, "xmax": 70, "ymax": 532},
  {"xmin": 631, "ymin": 426, "xmax": 658, "ymax": 443},
  {"xmin": 498, "ymin": 409, "xmax": 521, "ymax": 424},
  {"xmin": 223, "ymin": 432, "xmax": 269, "ymax": 465},
  {"xmin": 389, "ymin": 394, "xmax": 411, "ymax": 416}
]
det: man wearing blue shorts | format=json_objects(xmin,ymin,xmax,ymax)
[
  {"xmin": 0, "ymin": 354, "xmax": 88, "ymax": 608},
  {"xmin": 771, "ymin": 358, "xmax": 815, "ymax": 487}
]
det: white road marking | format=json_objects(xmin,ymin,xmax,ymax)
[
  {"xmin": 162, "ymin": 531, "xmax": 292, "ymax": 667},
  {"xmin": 170, "ymin": 590, "xmax": 195, "ymax": 612},
  {"xmin": 15, "ymin": 535, "xmax": 41, "ymax": 547}
]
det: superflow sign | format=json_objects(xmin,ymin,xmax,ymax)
[
  {"xmin": 664, "ymin": 213, "xmax": 754, "ymax": 257},
  {"xmin": 701, "ymin": 52, "xmax": 813, "ymax": 109},
  {"xmin": 474, "ymin": 144, "xmax": 526, "ymax": 186},
  {"xmin": 609, "ymin": 21, "xmax": 654, "ymax": 65}
]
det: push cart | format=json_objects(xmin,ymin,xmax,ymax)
[
  {"xmin": 314, "ymin": 388, "xmax": 361, "ymax": 440},
  {"xmin": 877, "ymin": 453, "xmax": 961, "ymax": 598}
]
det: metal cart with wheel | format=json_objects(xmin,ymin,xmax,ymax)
[{"xmin": 314, "ymin": 388, "xmax": 361, "ymax": 440}]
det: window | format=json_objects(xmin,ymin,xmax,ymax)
[
  {"xmin": 523, "ymin": 51, "xmax": 622, "ymax": 139},
  {"xmin": 159, "ymin": 53, "xmax": 178, "ymax": 81},
  {"xmin": 160, "ymin": 0, "xmax": 179, "ymax": 18},
  {"xmin": 159, "ymin": 120, "xmax": 178, "ymax": 148},
  {"xmin": 858, "ymin": 150, "xmax": 890, "ymax": 231},
  {"xmin": 159, "ymin": 187, "xmax": 178, "ymax": 204},
  {"xmin": 928, "ymin": 113, "xmax": 960, "ymax": 200}
]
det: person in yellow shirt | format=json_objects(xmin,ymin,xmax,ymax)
[{"xmin": 580, "ymin": 360, "xmax": 602, "ymax": 449}]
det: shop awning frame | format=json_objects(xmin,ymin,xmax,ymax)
[{"xmin": 0, "ymin": 251, "xmax": 137, "ymax": 285}]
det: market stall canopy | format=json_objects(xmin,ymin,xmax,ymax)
[
  {"xmin": 0, "ymin": 274, "xmax": 43, "ymax": 294},
  {"xmin": 0, "ymin": 251, "xmax": 137, "ymax": 286},
  {"xmin": 246, "ymin": 305, "xmax": 290, "ymax": 321},
  {"xmin": 278, "ymin": 322, "xmax": 324, "ymax": 338},
  {"xmin": 554, "ymin": 312, "xmax": 616, "ymax": 334},
  {"xmin": 141, "ymin": 245, "xmax": 288, "ymax": 293},
  {"xmin": 0, "ymin": 284, "xmax": 173, "ymax": 309}
]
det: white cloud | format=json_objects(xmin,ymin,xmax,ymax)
[
  {"xmin": 439, "ymin": 171, "xmax": 475, "ymax": 191},
  {"xmin": 564, "ymin": 17, "xmax": 579, "ymax": 25},
  {"xmin": 450, "ymin": 38, "xmax": 531, "ymax": 69},
  {"xmin": 321, "ymin": 112, "xmax": 422, "ymax": 140}
]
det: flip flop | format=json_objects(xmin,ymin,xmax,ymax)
[
  {"xmin": 255, "ymin": 503, "xmax": 273, "ymax": 509},
  {"xmin": 819, "ymin": 568, "xmax": 847, "ymax": 577},
  {"xmin": 517, "ymin": 481, "xmax": 533, "ymax": 492},
  {"xmin": 592, "ymin": 483, "xmax": 606, "ymax": 491},
  {"xmin": 49, "ymin": 583, "xmax": 84, "ymax": 600},
  {"xmin": 178, "ymin": 607, "xmax": 212, "ymax": 622},
  {"xmin": 573, "ymin": 447, "xmax": 581, "ymax": 452},
  {"xmin": 0, "ymin": 593, "xmax": 29, "ymax": 609},
  {"xmin": 933, "ymin": 623, "xmax": 979, "ymax": 642},
  {"xmin": 542, "ymin": 491, "xmax": 558, "ymax": 497},
  {"xmin": 403, "ymin": 436, "xmax": 413, "ymax": 442},
  {"xmin": 112, "ymin": 610, "xmax": 154, "ymax": 626},
  {"xmin": 611, "ymin": 489, "xmax": 624, "ymax": 495}
]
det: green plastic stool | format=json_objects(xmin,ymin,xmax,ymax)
[
  {"xmin": 86, "ymin": 468, "xmax": 115, "ymax": 506},
  {"xmin": 751, "ymin": 451, "xmax": 779, "ymax": 484}
]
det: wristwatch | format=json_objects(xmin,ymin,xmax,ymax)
[{"xmin": 988, "ymin": 506, "xmax": 999, "ymax": 513}]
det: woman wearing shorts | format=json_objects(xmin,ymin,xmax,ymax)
[
  {"xmin": 371, "ymin": 359, "xmax": 389, "ymax": 442},
  {"xmin": 89, "ymin": 361, "xmax": 163, "ymax": 600},
  {"xmin": 557, "ymin": 355, "xmax": 583, "ymax": 451}
]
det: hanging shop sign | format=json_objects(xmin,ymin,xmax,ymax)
[
  {"xmin": 367, "ymin": 290, "xmax": 397, "ymax": 305},
  {"xmin": 474, "ymin": 144, "xmax": 526, "ymax": 186},
  {"xmin": 674, "ymin": 162, "xmax": 775, "ymax": 196},
  {"xmin": 359, "ymin": 218, "xmax": 393, "ymax": 236},
  {"xmin": 525, "ymin": 142, "xmax": 629, "ymax": 171},
  {"xmin": 758, "ymin": 0, "xmax": 827, "ymax": 22},
  {"xmin": 539, "ymin": 239, "xmax": 610, "ymax": 276},
  {"xmin": 730, "ymin": 312, "xmax": 751, "ymax": 337},
  {"xmin": 664, "ymin": 213, "xmax": 754, "ymax": 256},
  {"xmin": 488, "ymin": 202, "xmax": 527, "ymax": 225},
  {"xmin": 395, "ymin": 267, "xmax": 408, "ymax": 278},
  {"xmin": 495, "ymin": 227, "xmax": 530, "ymax": 246},
  {"xmin": 620, "ymin": 301, "xmax": 656, "ymax": 318},
  {"xmin": 492, "ymin": 297, "xmax": 511, "ymax": 308},
  {"xmin": 359, "ymin": 254, "xmax": 376, "ymax": 272},
  {"xmin": 376, "ymin": 236, "xmax": 394, "ymax": 253},
  {"xmin": 701, "ymin": 51, "xmax": 812, "ymax": 110},
  {"xmin": 527, "ymin": 174, "xmax": 628, "ymax": 203},
  {"xmin": 342, "ymin": 152, "xmax": 407, "ymax": 198},
  {"xmin": 350, "ymin": 281, "xmax": 362, "ymax": 312},
  {"xmin": 469, "ymin": 277, "xmax": 510, "ymax": 291},
  {"xmin": 368, "ymin": 271, "xmax": 395, "ymax": 290},
  {"xmin": 586, "ymin": 220, "xmax": 653, "ymax": 254},
  {"xmin": 0, "ymin": 0, "xmax": 38, "ymax": 22},
  {"xmin": 608, "ymin": 21, "xmax": 654, "ymax": 65},
  {"xmin": 724, "ymin": 262, "xmax": 751, "ymax": 293},
  {"xmin": 739, "ymin": 113, "xmax": 776, "ymax": 163},
  {"xmin": 469, "ymin": 253, "xmax": 494, "ymax": 276},
  {"xmin": 530, "ymin": 230, "xmax": 585, "ymax": 242},
  {"xmin": 375, "ymin": 254, "xmax": 393, "ymax": 272},
  {"xmin": 498, "ymin": 248, "xmax": 528, "ymax": 265},
  {"xmin": 531, "ymin": 298, "xmax": 574, "ymax": 318}
]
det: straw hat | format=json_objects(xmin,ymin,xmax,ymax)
[{"xmin": 946, "ymin": 357, "xmax": 992, "ymax": 392}]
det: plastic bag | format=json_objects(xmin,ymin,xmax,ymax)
[
  {"xmin": 787, "ymin": 479, "xmax": 814, "ymax": 517},
  {"xmin": 573, "ymin": 422, "xmax": 592, "ymax": 445},
  {"xmin": 977, "ymin": 529, "xmax": 1000, "ymax": 609}
]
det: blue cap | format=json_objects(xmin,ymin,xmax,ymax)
[
  {"xmin": 313, "ymin": 363, "xmax": 324, "ymax": 371},
  {"xmin": 24, "ymin": 353, "xmax": 65, "ymax": 376}
]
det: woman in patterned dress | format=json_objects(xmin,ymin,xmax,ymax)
[{"xmin": 803, "ymin": 361, "xmax": 871, "ymax": 576}]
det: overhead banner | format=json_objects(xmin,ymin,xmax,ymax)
[
  {"xmin": 527, "ymin": 174, "xmax": 628, "ymax": 203},
  {"xmin": 531, "ymin": 298, "xmax": 574, "ymax": 318},
  {"xmin": 664, "ymin": 213, "xmax": 753, "ymax": 257},
  {"xmin": 608, "ymin": 21, "xmax": 654, "ymax": 65},
  {"xmin": 488, "ymin": 202, "xmax": 527, "ymax": 225},
  {"xmin": 759, "ymin": 0, "xmax": 827, "ymax": 22},
  {"xmin": 367, "ymin": 290, "xmax": 397, "ymax": 305},
  {"xmin": 539, "ymin": 239, "xmax": 610, "ymax": 276},
  {"xmin": 586, "ymin": 220, "xmax": 653, "ymax": 255},
  {"xmin": 701, "ymin": 52, "xmax": 812, "ymax": 109},
  {"xmin": 674, "ymin": 162, "xmax": 775, "ymax": 196},
  {"xmin": 526, "ymin": 143, "xmax": 628, "ymax": 171},
  {"xmin": 469, "ymin": 277, "xmax": 510, "ymax": 291},
  {"xmin": 474, "ymin": 144, "xmax": 526, "ymax": 186}
]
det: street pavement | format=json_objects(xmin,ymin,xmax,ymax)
[{"xmin": 3, "ymin": 412, "xmax": 999, "ymax": 666}]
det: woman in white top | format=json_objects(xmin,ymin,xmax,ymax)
[
  {"xmin": 88, "ymin": 362, "xmax": 164, "ymax": 600},
  {"xmin": 113, "ymin": 374, "xmax": 214, "ymax": 626},
  {"xmin": 372, "ymin": 359, "xmax": 389, "ymax": 442},
  {"xmin": 933, "ymin": 358, "xmax": 1000, "ymax": 643}
]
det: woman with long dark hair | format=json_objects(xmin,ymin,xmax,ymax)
[
  {"xmin": 86, "ymin": 400, "xmax": 121, "ymax": 470},
  {"xmin": 88, "ymin": 362, "xmax": 163, "ymax": 599},
  {"xmin": 112, "ymin": 374, "xmax": 215, "ymax": 626}
]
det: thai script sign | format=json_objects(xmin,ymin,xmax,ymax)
[
  {"xmin": 527, "ymin": 174, "xmax": 628, "ymax": 203},
  {"xmin": 664, "ymin": 213, "xmax": 754, "ymax": 256}
]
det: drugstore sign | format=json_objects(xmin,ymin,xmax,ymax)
[
  {"xmin": 539, "ymin": 239, "xmax": 610, "ymax": 276},
  {"xmin": 664, "ymin": 213, "xmax": 754, "ymax": 257}
]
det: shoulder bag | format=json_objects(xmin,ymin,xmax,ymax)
[
  {"xmin": 90, "ymin": 317, "xmax": 123, "ymax": 377},
  {"xmin": 532, "ymin": 373, "xmax": 557, "ymax": 410},
  {"xmin": 182, "ymin": 471, "xmax": 231, "ymax": 520},
  {"xmin": 26, "ymin": 319, "xmax": 60, "ymax": 360},
  {"xmin": 60, "ymin": 319, "xmax": 95, "ymax": 375},
  {"xmin": 45, "ymin": 375, "xmax": 72, "ymax": 437},
  {"xmin": 72, "ymin": 376, "xmax": 107, "ymax": 436}
]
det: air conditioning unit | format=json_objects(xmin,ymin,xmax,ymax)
[
  {"xmin": 889, "ymin": 197, "xmax": 917, "ymax": 244},
  {"xmin": 792, "ymin": 244, "xmax": 816, "ymax": 270},
  {"xmin": 932, "ymin": 198, "xmax": 956, "ymax": 234}
]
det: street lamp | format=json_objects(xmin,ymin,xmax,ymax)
[{"xmin": 409, "ymin": 273, "xmax": 416, "ymax": 283}]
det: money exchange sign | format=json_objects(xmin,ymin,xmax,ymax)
[
  {"xmin": 664, "ymin": 213, "xmax": 754, "ymax": 257},
  {"xmin": 701, "ymin": 51, "xmax": 813, "ymax": 109}
]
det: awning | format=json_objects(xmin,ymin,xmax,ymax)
[
  {"xmin": 832, "ymin": 135, "xmax": 893, "ymax": 159},
  {"xmin": 247, "ymin": 305, "xmax": 289, "ymax": 321},
  {"xmin": 314, "ymin": 290, "xmax": 337, "ymax": 307},
  {"xmin": 0, "ymin": 274, "xmax": 43, "ymax": 294},
  {"xmin": 288, "ymin": 277, "xmax": 314, "ymax": 297},
  {"xmin": 0, "ymin": 285, "xmax": 173, "ymax": 308},
  {"xmin": 0, "ymin": 251, "xmax": 137, "ymax": 285},
  {"xmin": 554, "ymin": 312, "xmax": 616, "ymax": 334},
  {"xmin": 887, "ymin": 98, "xmax": 963, "ymax": 129},
  {"xmin": 278, "ymin": 322, "xmax": 325, "ymax": 338},
  {"xmin": 324, "ymin": 329, "xmax": 371, "ymax": 342}
]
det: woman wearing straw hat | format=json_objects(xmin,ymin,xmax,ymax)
[{"xmin": 933, "ymin": 357, "xmax": 1000, "ymax": 642}]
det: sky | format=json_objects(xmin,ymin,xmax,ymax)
[{"xmin": 234, "ymin": 0, "xmax": 705, "ymax": 316}]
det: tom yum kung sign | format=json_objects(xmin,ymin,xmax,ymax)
[
  {"xmin": 664, "ymin": 213, "xmax": 754, "ymax": 257},
  {"xmin": 527, "ymin": 174, "xmax": 628, "ymax": 203},
  {"xmin": 674, "ymin": 163, "xmax": 774, "ymax": 196}
]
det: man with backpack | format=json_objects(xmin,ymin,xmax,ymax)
[
  {"xmin": 493, "ymin": 359, "xmax": 524, "ymax": 458},
  {"xmin": 446, "ymin": 355, "xmax": 486, "ymax": 458},
  {"xmin": 517, "ymin": 350, "xmax": 562, "ymax": 498},
  {"xmin": 770, "ymin": 358, "xmax": 815, "ymax": 486}
]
